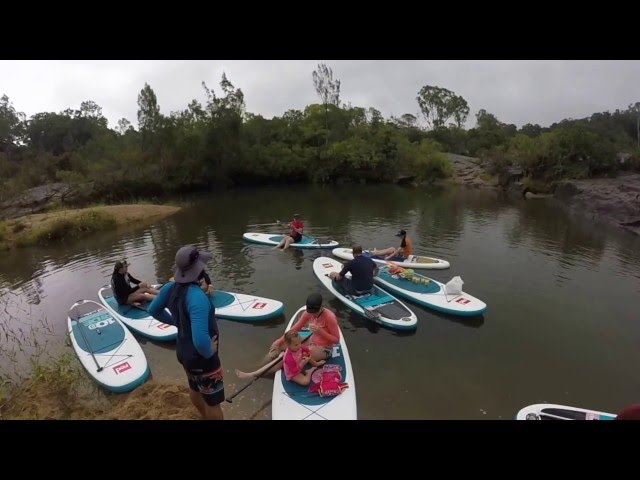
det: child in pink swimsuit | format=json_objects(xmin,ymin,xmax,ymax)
[{"xmin": 282, "ymin": 330, "xmax": 326, "ymax": 386}]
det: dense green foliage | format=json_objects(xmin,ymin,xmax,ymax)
[{"xmin": 1, "ymin": 65, "xmax": 639, "ymax": 204}]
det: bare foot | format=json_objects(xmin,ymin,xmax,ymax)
[{"xmin": 235, "ymin": 369, "xmax": 254, "ymax": 380}]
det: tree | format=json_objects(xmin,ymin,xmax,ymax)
[
  {"xmin": 0, "ymin": 94, "xmax": 26, "ymax": 151},
  {"xmin": 137, "ymin": 83, "xmax": 161, "ymax": 142},
  {"xmin": 416, "ymin": 85, "xmax": 469, "ymax": 130},
  {"xmin": 117, "ymin": 118, "xmax": 132, "ymax": 135},
  {"xmin": 630, "ymin": 102, "xmax": 640, "ymax": 148},
  {"xmin": 312, "ymin": 63, "xmax": 341, "ymax": 145}
]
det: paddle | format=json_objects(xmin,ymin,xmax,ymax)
[
  {"xmin": 247, "ymin": 222, "xmax": 281, "ymax": 228},
  {"xmin": 73, "ymin": 313, "xmax": 103, "ymax": 373},
  {"xmin": 225, "ymin": 351, "xmax": 285, "ymax": 403}
]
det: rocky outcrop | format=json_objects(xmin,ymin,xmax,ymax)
[
  {"xmin": 553, "ymin": 173, "xmax": 640, "ymax": 235},
  {"xmin": 0, "ymin": 183, "xmax": 81, "ymax": 220},
  {"xmin": 446, "ymin": 153, "xmax": 498, "ymax": 189}
]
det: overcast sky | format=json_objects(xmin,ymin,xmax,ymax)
[{"xmin": 1, "ymin": 60, "xmax": 639, "ymax": 130}]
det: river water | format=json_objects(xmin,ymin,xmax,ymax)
[{"xmin": 1, "ymin": 184, "xmax": 639, "ymax": 419}]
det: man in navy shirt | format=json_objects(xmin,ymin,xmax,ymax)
[{"xmin": 329, "ymin": 244, "xmax": 378, "ymax": 296}]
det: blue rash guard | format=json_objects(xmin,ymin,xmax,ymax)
[{"xmin": 148, "ymin": 281, "xmax": 219, "ymax": 372}]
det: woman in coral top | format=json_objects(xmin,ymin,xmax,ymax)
[{"xmin": 269, "ymin": 292, "xmax": 340, "ymax": 362}]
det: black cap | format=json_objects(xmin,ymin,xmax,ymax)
[
  {"xmin": 306, "ymin": 293, "xmax": 323, "ymax": 312},
  {"xmin": 395, "ymin": 229, "xmax": 407, "ymax": 237},
  {"xmin": 114, "ymin": 259, "xmax": 129, "ymax": 270}
]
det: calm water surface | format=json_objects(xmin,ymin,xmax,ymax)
[{"xmin": 1, "ymin": 185, "xmax": 639, "ymax": 419}]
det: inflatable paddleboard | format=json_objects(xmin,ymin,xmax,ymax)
[
  {"xmin": 243, "ymin": 232, "xmax": 339, "ymax": 249},
  {"xmin": 332, "ymin": 247, "xmax": 449, "ymax": 269},
  {"xmin": 67, "ymin": 300, "xmax": 149, "ymax": 393},
  {"xmin": 373, "ymin": 266, "xmax": 487, "ymax": 317},
  {"xmin": 98, "ymin": 286, "xmax": 177, "ymax": 341},
  {"xmin": 516, "ymin": 403, "xmax": 616, "ymax": 420},
  {"xmin": 212, "ymin": 290, "xmax": 285, "ymax": 321},
  {"xmin": 313, "ymin": 257, "xmax": 417, "ymax": 330},
  {"xmin": 272, "ymin": 306, "xmax": 357, "ymax": 420}
]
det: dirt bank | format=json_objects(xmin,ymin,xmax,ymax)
[{"xmin": 0, "ymin": 204, "xmax": 181, "ymax": 250}]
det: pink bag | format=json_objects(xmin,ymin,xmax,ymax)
[{"xmin": 308, "ymin": 364, "xmax": 349, "ymax": 397}]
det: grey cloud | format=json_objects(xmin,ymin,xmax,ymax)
[{"xmin": 1, "ymin": 60, "xmax": 639, "ymax": 130}]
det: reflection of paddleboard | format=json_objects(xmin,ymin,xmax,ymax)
[
  {"xmin": 271, "ymin": 306, "xmax": 357, "ymax": 420},
  {"xmin": 332, "ymin": 247, "xmax": 450, "ymax": 269},
  {"xmin": 98, "ymin": 286, "xmax": 177, "ymax": 341},
  {"xmin": 516, "ymin": 403, "xmax": 616, "ymax": 420},
  {"xmin": 67, "ymin": 300, "xmax": 149, "ymax": 393},
  {"xmin": 211, "ymin": 290, "xmax": 285, "ymax": 321},
  {"xmin": 312, "ymin": 257, "xmax": 418, "ymax": 330},
  {"xmin": 243, "ymin": 232, "xmax": 339, "ymax": 249},
  {"xmin": 374, "ymin": 267, "xmax": 487, "ymax": 317}
]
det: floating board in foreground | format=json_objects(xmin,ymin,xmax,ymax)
[
  {"xmin": 98, "ymin": 286, "xmax": 177, "ymax": 341},
  {"xmin": 243, "ymin": 232, "xmax": 339, "ymax": 249},
  {"xmin": 312, "ymin": 256, "xmax": 417, "ymax": 330},
  {"xmin": 516, "ymin": 403, "xmax": 616, "ymax": 420},
  {"xmin": 272, "ymin": 306, "xmax": 357, "ymax": 420},
  {"xmin": 67, "ymin": 300, "xmax": 149, "ymax": 393},
  {"xmin": 373, "ymin": 266, "xmax": 487, "ymax": 317},
  {"xmin": 332, "ymin": 247, "xmax": 449, "ymax": 269}
]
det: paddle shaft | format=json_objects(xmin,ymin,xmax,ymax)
[
  {"xmin": 225, "ymin": 352, "xmax": 284, "ymax": 403},
  {"xmin": 226, "ymin": 327, "xmax": 314, "ymax": 403},
  {"xmin": 75, "ymin": 313, "xmax": 103, "ymax": 373}
]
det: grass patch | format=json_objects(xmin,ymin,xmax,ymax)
[
  {"xmin": 16, "ymin": 210, "xmax": 117, "ymax": 247},
  {"xmin": 0, "ymin": 221, "xmax": 6, "ymax": 241}
]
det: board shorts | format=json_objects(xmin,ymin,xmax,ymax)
[{"xmin": 184, "ymin": 364, "xmax": 225, "ymax": 406}]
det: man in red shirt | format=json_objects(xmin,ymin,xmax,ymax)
[{"xmin": 276, "ymin": 213, "xmax": 304, "ymax": 250}]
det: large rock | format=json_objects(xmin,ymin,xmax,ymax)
[
  {"xmin": 0, "ymin": 183, "xmax": 78, "ymax": 220},
  {"xmin": 553, "ymin": 174, "xmax": 640, "ymax": 235}
]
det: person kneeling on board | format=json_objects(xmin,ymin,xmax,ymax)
[
  {"xmin": 148, "ymin": 245, "xmax": 225, "ymax": 420},
  {"xmin": 329, "ymin": 244, "xmax": 378, "ymax": 296}
]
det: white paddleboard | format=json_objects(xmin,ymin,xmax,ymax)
[
  {"xmin": 312, "ymin": 257, "xmax": 418, "ymax": 330},
  {"xmin": 212, "ymin": 290, "xmax": 285, "ymax": 321},
  {"xmin": 332, "ymin": 247, "xmax": 450, "ymax": 269},
  {"xmin": 272, "ymin": 306, "xmax": 357, "ymax": 420},
  {"xmin": 67, "ymin": 300, "xmax": 149, "ymax": 393},
  {"xmin": 374, "ymin": 266, "xmax": 487, "ymax": 317},
  {"xmin": 516, "ymin": 403, "xmax": 616, "ymax": 420},
  {"xmin": 243, "ymin": 232, "xmax": 339, "ymax": 249},
  {"xmin": 98, "ymin": 286, "xmax": 177, "ymax": 341}
]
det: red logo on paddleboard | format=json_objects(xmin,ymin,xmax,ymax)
[
  {"xmin": 113, "ymin": 362, "xmax": 132, "ymax": 375},
  {"xmin": 157, "ymin": 323, "xmax": 171, "ymax": 330},
  {"xmin": 253, "ymin": 302, "xmax": 267, "ymax": 309},
  {"xmin": 323, "ymin": 263, "xmax": 333, "ymax": 268},
  {"xmin": 456, "ymin": 298, "xmax": 471, "ymax": 305}
]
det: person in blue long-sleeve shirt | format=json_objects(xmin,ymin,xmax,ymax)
[{"xmin": 148, "ymin": 245, "xmax": 224, "ymax": 420}]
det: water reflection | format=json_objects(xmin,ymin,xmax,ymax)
[{"xmin": 1, "ymin": 185, "xmax": 640, "ymax": 419}]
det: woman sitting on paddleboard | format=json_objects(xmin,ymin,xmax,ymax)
[
  {"xmin": 111, "ymin": 259, "xmax": 159, "ymax": 307},
  {"xmin": 269, "ymin": 293, "xmax": 339, "ymax": 363},
  {"xmin": 370, "ymin": 229, "xmax": 413, "ymax": 261},
  {"xmin": 275, "ymin": 213, "xmax": 304, "ymax": 251}
]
